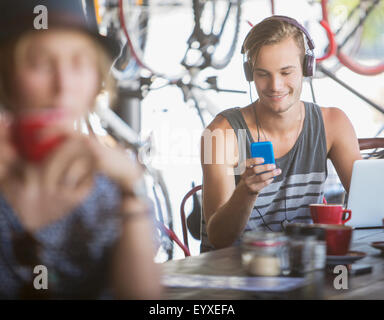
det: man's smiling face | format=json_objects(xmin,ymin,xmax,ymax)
[{"xmin": 252, "ymin": 36, "xmax": 304, "ymax": 114}]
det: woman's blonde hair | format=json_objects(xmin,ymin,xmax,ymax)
[
  {"xmin": 243, "ymin": 18, "xmax": 306, "ymax": 72},
  {"xmin": 0, "ymin": 29, "xmax": 116, "ymax": 111}
]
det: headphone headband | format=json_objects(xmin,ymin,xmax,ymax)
[
  {"xmin": 241, "ymin": 15, "xmax": 316, "ymax": 79},
  {"xmin": 266, "ymin": 15, "xmax": 315, "ymax": 50}
]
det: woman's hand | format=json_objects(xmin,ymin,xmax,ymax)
[
  {"xmin": 12, "ymin": 131, "xmax": 144, "ymax": 231},
  {"xmin": 238, "ymin": 157, "xmax": 282, "ymax": 195},
  {"xmin": 87, "ymin": 137, "xmax": 143, "ymax": 194},
  {"xmin": 43, "ymin": 132, "xmax": 143, "ymax": 199}
]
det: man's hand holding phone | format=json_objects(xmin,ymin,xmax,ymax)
[
  {"xmin": 239, "ymin": 157, "xmax": 282, "ymax": 195},
  {"xmin": 240, "ymin": 142, "xmax": 281, "ymax": 195}
]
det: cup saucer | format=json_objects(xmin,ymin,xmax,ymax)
[
  {"xmin": 371, "ymin": 241, "xmax": 384, "ymax": 255},
  {"xmin": 326, "ymin": 251, "xmax": 366, "ymax": 265}
]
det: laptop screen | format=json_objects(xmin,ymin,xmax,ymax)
[{"xmin": 346, "ymin": 159, "xmax": 384, "ymax": 228}]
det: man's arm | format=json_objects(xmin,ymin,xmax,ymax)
[
  {"xmin": 201, "ymin": 116, "xmax": 281, "ymax": 249},
  {"xmin": 324, "ymin": 107, "xmax": 362, "ymax": 193}
]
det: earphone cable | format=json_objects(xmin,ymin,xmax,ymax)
[
  {"xmin": 309, "ymin": 77, "xmax": 317, "ymax": 104},
  {"xmin": 248, "ymin": 76, "xmax": 253, "ymax": 103},
  {"xmin": 255, "ymin": 206, "xmax": 273, "ymax": 232}
]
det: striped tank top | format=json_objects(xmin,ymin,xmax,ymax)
[{"xmin": 201, "ymin": 102, "xmax": 328, "ymax": 252}]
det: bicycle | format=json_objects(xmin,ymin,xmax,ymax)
[
  {"xmin": 91, "ymin": 94, "xmax": 180, "ymax": 262},
  {"xmin": 84, "ymin": 0, "xmax": 247, "ymax": 260},
  {"xmin": 84, "ymin": 0, "xmax": 184, "ymax": 262}
]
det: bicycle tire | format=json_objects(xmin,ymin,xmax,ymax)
[
  {"xmin": 321, "ymin": 0, "xmax": 384, "ymax": 76},
  {"xmin": 155, "ymin": 170, "xmax": 174, "ymax": 234},
  {"xmin": 148, "ymin": 169, "xmax": 175, "ymax": 260},
  {"xmin": 152, "ymin": 184, "xmax": 173, "ymax": 261},
  {"xmin": 115, "ymin": 0, "xmax": 151, "ymax": 78},
  {"xmin": 314, "ymin": 0, "xmax": 363, "ymax": 78},
  {"xmin": 192, "ymin": 0, "xmax": 242, "ymax": 70},
  {"xmin": 315, "ymin": 27, "xmax": 363, "ymax": 79}
]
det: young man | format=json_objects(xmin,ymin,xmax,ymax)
[{"xmin": 200, "ymin": 16, "xmax": 362, "ymax": 252}]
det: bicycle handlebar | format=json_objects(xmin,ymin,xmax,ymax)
[{"xmin": 173, "ymin": 78, "xmax": 246, "ymax": 94}]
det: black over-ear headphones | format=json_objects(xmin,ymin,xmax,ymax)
[{"xmin": 241, "ymin": 15, "xmax": 316, "ymax": 81}]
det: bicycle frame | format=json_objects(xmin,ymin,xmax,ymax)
[{"xmin": 94, "ymin": 99, "xmax": 177, "ymax": 260}]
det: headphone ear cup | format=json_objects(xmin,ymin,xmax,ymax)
[
  {"xmin": 303, "ymin": 54, "xmax": 315, "ymax": 77},
  {"xmin": 243, "ymin": 61, "xmax": 253, "ymax": 82}
]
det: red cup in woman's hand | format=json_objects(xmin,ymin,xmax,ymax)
[{"xmin": 11, "ymin": 109, "xmax": 68, "ymax": 163}]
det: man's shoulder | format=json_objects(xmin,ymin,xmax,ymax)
[
  {"xmin": 319, "ymin": 106, "xmax": 349, "ymax": 125},
  {"xmin": 206, "ymin": 107, "xmax": 238, "ymax": 131},
  {"xmin": 205, "ymin": 105, "xmax": 252, "ymax": 132},
  {"xmin": 319, "ymin": 106, "xmax": 354, "ymax": 151}
]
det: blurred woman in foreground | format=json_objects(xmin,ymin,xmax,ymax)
[{"xmin": 0, "ymin": 0, "xmax": 162, "ymax": 299}]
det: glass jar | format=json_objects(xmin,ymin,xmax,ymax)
[
  {"xmin": 241, "ymin": 231, "xmax": 289, "ymax": 276},
  {"xmin": 288, "ymin": 234, "xmax": 316, "ymax": 275},
  {"xmin": 285, "ymin": 224, "xmax": 326, "ymax": 275},
  {"xmin": 305, "ymin": 225, "xmax": 327, "ymax": 271}
]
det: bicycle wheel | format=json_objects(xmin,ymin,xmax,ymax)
[
  {"xmin": 314, "ymin": 0, "xmax": 364, "ymax": 78},
  {"xmin": 188, "ymin": 0, "xmax": 242, "ymax": 70},
  {"xmin": 145, "ymin": 171, "xmax": 175, "ymax": 262},
  {"xmin": 320, "ymin": 0, "xmax": 384, "ymax": 76},
  {"xmin": 92, "ymin": 0, "xmax": 150, "ymax": 80},
  {"xmin": 116, "ymin": 0, "xmax": 151, "ymax": 80}
]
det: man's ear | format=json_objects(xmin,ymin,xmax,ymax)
[{"xmin": 243, "ymin": 61, "xmax": 253, "ymax": 82}]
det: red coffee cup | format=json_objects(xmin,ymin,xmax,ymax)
[
  {"xmin": 315, "ymin": 224, "xmax": 353, "ymax": 256},
  {"xmin": 309, "ymin": 204, "xmax": 351, "ymax": 225},
  {"xmin": 11, "ymin": 109, "xmax": 67, "ymax": 163},
  {"xmin": 311, "ymin": 223, "xmax": 353, "ymax": 256}
]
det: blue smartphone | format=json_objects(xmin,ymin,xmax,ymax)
[{"xmin": 251, "ymin": 141, "xmax": 275, "ymax": 164}]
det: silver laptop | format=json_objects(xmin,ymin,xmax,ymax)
[{"xmin": 346, "ymin": 159, "xmax": 384, "ymax": 228}]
